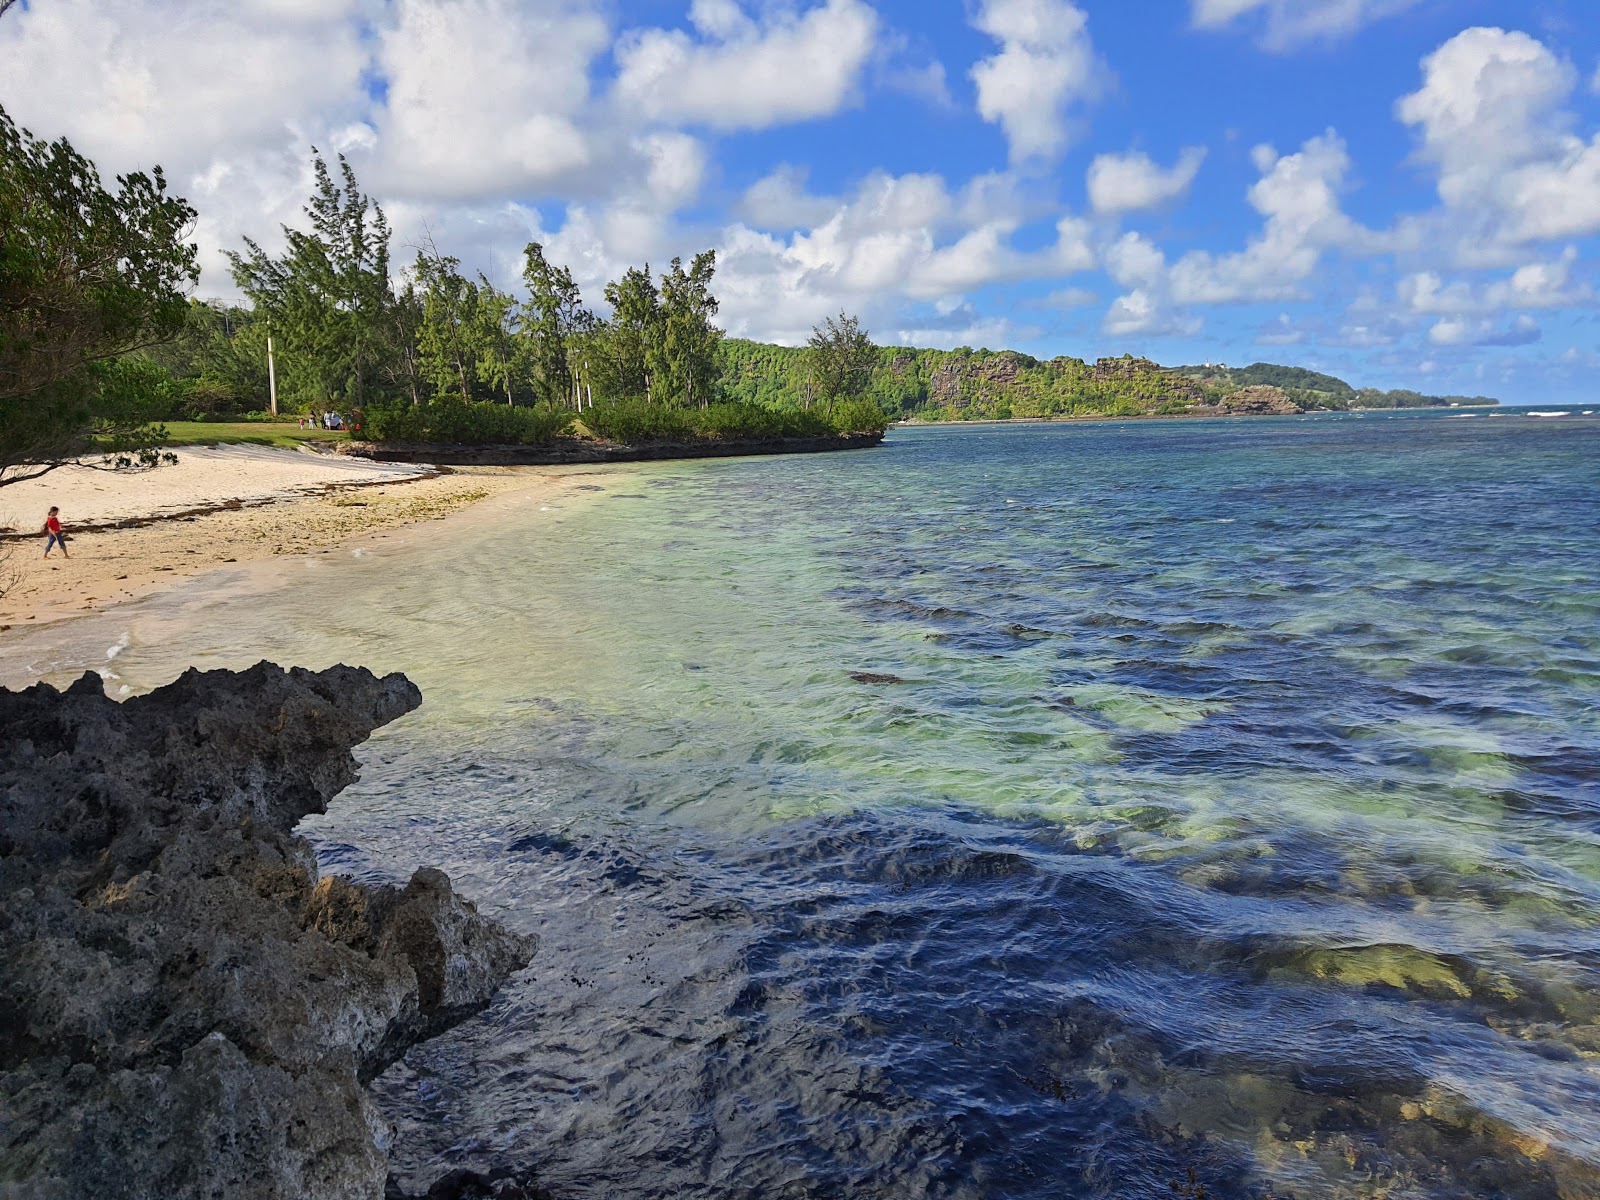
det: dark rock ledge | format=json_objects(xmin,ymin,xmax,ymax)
[
  {"xmin": 344, "ymin": 429, "xmax": 886, "ymax": 466},
  {"xmin": 0, "ymin": 663, "xmax": 538, "ymax": 1199}
]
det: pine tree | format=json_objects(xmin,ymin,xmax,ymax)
[
  {"xmin": 519, "ymin": 242, "xmax": 589, "ymax": 409},
  {"xmin": 228, "ymin": 151, "xmax": 400, "ymax": 410},
  {"xmin": 653, "ymin": 251, "xmax": 721, "ymax": 409}
]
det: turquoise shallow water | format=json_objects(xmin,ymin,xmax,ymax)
[{"xmin": 5, "ymin": 409, "xmax": 1599, "ymax": 1197}]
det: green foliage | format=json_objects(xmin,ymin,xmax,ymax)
[
  {"xmin": 363, "ymin": 396, "xmax": 571, "ymax": 445},
  {"xmin": 521, "ymin": 241, "xmax": 590, "ymax": 409},
  {"xmin": 715, "ymin": 342, "xmax": 1206, "ymax": 421},
  {"xmin": 580, "ymin": 399, "xmax": 697, "ymax": 443},
  {"xmin": 808, "ymin": 311, "xmax": 876, "ymax": 414},
  {"xmin": 1175, "ymin": 362, "xmax": 1497, "ymax": 410},
  {"xmin": 652, "ymin": 251, "xmax": 721, "ymax": 408},
  {"xmin": 0, "ymin": 102, "xmax": 198, "ymax": 482},
  {"xmin": 84, "ymin": 357, "xmax": 182, "ymax": 468},
  {"xmin": 828, "ymin": 396, "xmax": 890, "ymax": 435},
  {"xmin": 137, "ymin": 299, "xmax": 269, "ymax": 416},
  {"xmin": 593, "ymin": 265, "xmax": 660, "ymax": 402},
  {"xmin": 581, "ymin": 399, "xmax": 837, "ymax": 444},
  {"xmin": 227, "ymin": 152, "xmax": 401, "ymax": 410},
  {"xmin": 413, "ymin": 247, "xmax": 481, "ymax": 401}
]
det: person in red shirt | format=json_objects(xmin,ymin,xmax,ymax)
[{"xmin": 42, "ymin": 506, "xmax": 68, "ymax": 559}]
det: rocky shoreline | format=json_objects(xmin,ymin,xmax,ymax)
[
  {"xmin": 0, "ymin": 663, "xmax": 539, "ymax": 1199},
  {"xmin": 344, "ymin": 429, "xmax": 885, "ymax": 466}
]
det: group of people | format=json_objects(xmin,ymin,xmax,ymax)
[{"xmin": 297, "ymin": 411, "xmax": 346, "ymax": 430}]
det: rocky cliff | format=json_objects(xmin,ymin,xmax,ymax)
[
  {"xmin": 1211, "ymin": 384, "xmax": 1302, "ymax": 416},
  {"xmin": 0, "ymin": 662, "xmax": 538, "ymax": 1200}
]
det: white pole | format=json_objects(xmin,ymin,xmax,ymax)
[{"xmin": 267, "ymin": 334, "xmax": 278, "ymax": 417}]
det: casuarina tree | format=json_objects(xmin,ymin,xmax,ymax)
[{"xmin": 807, "ymin": 311, "xmax": 875, "ymax": 416}]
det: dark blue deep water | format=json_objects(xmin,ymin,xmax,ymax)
[{"xmin": 14, "ymin": 411, "xmax": 1599, "ymax": 1197}]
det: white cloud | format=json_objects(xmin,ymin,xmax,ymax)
[
  {"xmin": 969, "ymin": 0, "xmax": 1109, "ymax": 162},
  {"xmin": 0, "ymin": 0, "xmax": 382, "ymax": 291},
  {"xmin": 1191, "ymin": 0, "xmax": 1420, "ymax": 50},
  {"xmin": 1038, "ymin": 286, "xmax": 1099, "ymax": 309},
  {"xmin": 373, "ymin": 0, "xmax": 611, "ymax": 200},
  {"xmin": 1255, "ymin": 313, "xmax": 1307, "ymax": 345},
  {"xmin": 1396, "ymin": 26, "xmax": 1600, "ymax": 248},
  {"xmin": 1095, "ymin": 131, "xmax": 1376, "ymax": 341},
  {"xmin": 1168, "ymin": 131, "xmax": 1362, "ymax": 304},
  {"xmin": 1428, "ymin": 315, "xmax": 1541, "ymax": 347},
  {"xmin": 1332, "ymin": 320, "xmax": 1403, "ymax": 348},
  {"xmin": 1102, "ymin": 289, "xmax": 1202, "ymax": 338},
  {"xmin": 738, "ymin": 165, "xmax": 839, "ymax": 229},
  {"xmin": 711, "ymin": 171, "xmax": 1098, "ymax": 345},
  {"xmin": 1398, "ymin": 248, "xmax": 1591, "ymax": 314},
  {"xmin": 1086, "ymin": 147, "xmax": 1207, "ymax": 214},
  {"xmin": 0, "ymin": 0, "xmax": 373, "ymax": 171},
  {"xmin": 880, "ymin": 60, "xmax": 956, "ymax": 110},
  {"xmin": 614, "ymin": 0, "xmax": 879, "ymax": 131},
  {"xmin": 688, "ymin": 0, "xmax": 755, "ymax": 41}
]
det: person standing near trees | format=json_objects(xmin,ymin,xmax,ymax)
[{"xmin": 41, "ymin": 506, "xmax": 68, "ymax": 558}]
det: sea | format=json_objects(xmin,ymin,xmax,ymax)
[{"xmin": 4, "ymin": 406, "xmax": 1598, "ymax": 1199}]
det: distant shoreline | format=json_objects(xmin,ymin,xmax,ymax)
[{"xmin": 897, "ymin": 404, "xmax": 1506, "ymax": 429}]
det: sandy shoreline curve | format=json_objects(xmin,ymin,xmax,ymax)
[{"xmin": 0, "ymin": 445, "xmax": 605, "ymax": 629}]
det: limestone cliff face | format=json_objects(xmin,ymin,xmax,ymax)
[
  {"xmin": 923, "ymin": 351, "xmax": 1207, "ymax": 416},
  {"xmin": 1214, "ymin": 385, "xmax": 1302, "ymax": 415},
  {"xmin": 0, "ymin": 663, "xmax": 537, "ymax": 1200}
]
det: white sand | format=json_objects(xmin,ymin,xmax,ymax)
[
  {"xmin": 0, "ymin": 445, "xmax": 427, "ymax": 531},
  {"xmin": 0, "ymin": 446, "xmax": 607, "ymax": 629}
]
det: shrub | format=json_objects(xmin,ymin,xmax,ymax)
[
  {"xmin": 827, "ymin": 397, "xmax": 890, "ymax": 435},
  {"xmin": 364, "ymin": 398, "xmax": 572, "ymax": 445},
  {"xmin": 583, "ymin": 400, "xmax": 840, "ymax": 444},
  {"xmin": 694, "ymin": 403, "xmax": 832, "ymax": 440},
  {"xmin": 581, "ymin": 400, "xmax": 697, "ymax": 444}
]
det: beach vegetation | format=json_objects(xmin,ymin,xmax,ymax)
[
  {"xmin": 0, "ymin": 103, "xmax": 198, "ymax": 485},
  {"xmin": 362, "ymin": 396, "xmax": 572, "ymax": 446},
  {"xmin": 227, "ymin": 151, "xmax": 402, "ymax": 412},
  {"xmin": 806, "ymin": 311, "xmax": 876, "ymax": 416}
]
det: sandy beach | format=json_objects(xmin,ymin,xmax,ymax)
[{"xmin": 0, "ymin": 446, "xmax": 601, "ymax": 629}]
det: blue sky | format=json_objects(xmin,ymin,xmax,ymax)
[{"xmin": 4, "ymin": 0, "xmax": 1599, "ymax": 401}]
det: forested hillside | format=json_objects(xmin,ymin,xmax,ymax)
[
  {"xmin": 718, "ymin": 342, "xmax": 1209, "ymax": 419},
  {"xmin": 1173, "ymin": 362, "xmax": 1496, "ymax": 411},
  {"xmin": 717, "ymin": 343, "xmax": 1496, "ymax": 421}
]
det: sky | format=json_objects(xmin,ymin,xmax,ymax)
[{"xmin": 3, "ymin": 0, "xmax": 1599, "ymax": 402}]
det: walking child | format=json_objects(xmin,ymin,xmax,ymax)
[{"xmin": 42, "ymin": 506, "xmax": 68, "ymax": 558}]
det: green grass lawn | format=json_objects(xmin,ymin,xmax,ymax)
[{"xmin": 158, "ymin": 422, "xmax": 352, "ymax": 450}]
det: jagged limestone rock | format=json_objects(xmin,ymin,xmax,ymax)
[{"xmin": 0, "ymin": 663, "xmax": 536, "ymax": 1200}]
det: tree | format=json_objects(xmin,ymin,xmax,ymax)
[
  {"xmin": 413, "ymin": 243, "xmax": 480, "ymax": 401},
  {"xmin": 653, "ymin": 251, "xmax": 720, "ymax": 409},
  {"xmin": 519, "ymin": 242, "xmax": 589, "ymax": 409},
  {"xmin": 470, "ymin": 279, "xmax": 520, "ymax": 405},
  {"xmin": 228, "ymin": 152, "xmax": 399, "ymax": 410},
  {"xmin": 595, "ymin": 265, "xmax": 660, "ymax": 403},
  {"xmin": 807, "ymin": 311, "xmax": 875, "ymax": 416},
  {"xmin": 0, "ymin": 103, "xmax": 198, "ymax": 484},
  {"xmin": 138, "ymin": 299, "xmax": 270, "ymax": 415}
]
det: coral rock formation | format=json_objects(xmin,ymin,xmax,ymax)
[{"xmin": 0, "ymin": 662, "xmax": 536, "ymax": 1200}]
